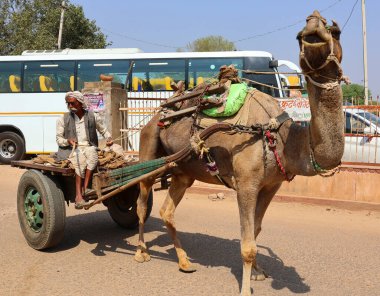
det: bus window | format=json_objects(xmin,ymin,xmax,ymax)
[
  {"xmin": 243, "ymin": 56, "xmax": 280, "ymax": 97},
  {"xmin": 188, "ymin": 58, "xmax": 243, "ymax": 89},
  {"xmin": 0, "ymin": 62, "xmax": 22, "ymax": 93},
  {"xmin": 23, "ymin": 61, "xmax": 75, "ymax": 92},
  {"xmin": 77, "ymin": 60, "xmax": 130, "ymax": 90},
  {"xmin": 131, "ymin": 59, "xmax": 185, "ymax": 91}
]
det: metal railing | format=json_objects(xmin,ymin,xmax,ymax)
[
  {"xmin": 342, "ymin": 104, "xmax": 380, "ymax": 164},
  {"xmin": 119, "ymin": 92, "xmax": 170, "ymax": 151}
]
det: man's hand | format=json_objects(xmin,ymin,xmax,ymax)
[
  {"xmin": 68, "ymin": 138, "xmax": 77, "ymax": 147},
  {"xmin": 106, "ymin": 137, "xmax": 113, "ymax": 147}
]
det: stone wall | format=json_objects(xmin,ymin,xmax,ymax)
[
  {"xmin": 192, "ymin": 164, "xmax": 380, "ymax": 206},
  {"xmin": 81, "ymin": 81, "xmax": 126, "ymax": 146},
  {"xmin": 278, "ymin": 164, "xmax": 380, "ymax": 204}
]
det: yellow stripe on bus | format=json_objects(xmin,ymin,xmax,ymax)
[{"xmin": 26, "ymin": 151, "xmax": 51, "ymax": 155}]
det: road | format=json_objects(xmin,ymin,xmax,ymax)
[{"xmin": 0, "ymin": 165, "xmax": 379, "ymax": 296}]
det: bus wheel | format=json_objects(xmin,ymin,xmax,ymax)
[
  {"xmin": 0, "ymin": 131, "xmax": 26, "ymax": 164},
  {"xmin": 105, "ymin": 184, "xmax": 153, "ymax": 230},
  {"xmin": 17, "ymin": 170, "xmax": 66, "ymax": 250}
]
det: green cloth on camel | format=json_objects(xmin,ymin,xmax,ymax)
[{"xmin": 202, "ymin": 83, "xmax": 249, "ymax": 117}]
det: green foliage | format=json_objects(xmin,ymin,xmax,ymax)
[
  {"xmin": 0, "ymin": 0, "xmax": 109, "ymax": 55},
  {"xmin": 186, "ymin": 35, "xmax": 236, "ymax": 52},
  {"xmin": 341, "ymin": 83, "xmax": 372, "ymax": 105}
]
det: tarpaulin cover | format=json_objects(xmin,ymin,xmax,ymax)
[{"xmin": 202, "ymin": 83, "xmax": 249, "ymax": 117}]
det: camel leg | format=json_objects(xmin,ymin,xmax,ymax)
[
  {"xmin": 254, "ymin": 183, "xmax": 282, "ymax": 239},
  {"xmin": 160, "ymin": 173, "xmax": 195, "ymax": 272},
  {"xmin": 251, "ymin": 183, "xmax": 282, "ymax": 281},
  {"xmin": 236, "ymin": 185, "xmax": 259, "ymax": 296},
  {"xmin": 134, "ymin": 178, "xmax": 155, "ymax": 263},
  {"xmin": 134, "ymin": 114, "xmax": 165, "ymax": 263}
]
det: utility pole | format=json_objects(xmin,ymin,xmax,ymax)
[
  {"xmin": 57, "ymin": 1, "xmax": 67, "ymax": 50},
  {"xmin": 361, "ymin": 0, "xmax": 369, "ymax": 105}
]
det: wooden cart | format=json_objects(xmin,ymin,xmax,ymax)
[
  {"xmin": 11, "ymin": 83, "xmax": 233, "ymax": 251},
  {"xmin": 11, "ymin": 159, "xmax": 174, "ymax": 250}
]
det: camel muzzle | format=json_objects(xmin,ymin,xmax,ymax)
[{"xmin": 302, "ymin": 10, "xmax": 331, "ymax": 42}]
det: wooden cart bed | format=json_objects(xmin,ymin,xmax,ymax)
[{"xmin": 11, "ymin": 160, "xmax": 75, "ymax": 176}]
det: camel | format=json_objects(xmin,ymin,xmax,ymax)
[{"xmin": 134, "ymin": 10, "xmax": 344, "ymax": 296}]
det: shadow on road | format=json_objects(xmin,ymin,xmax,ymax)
[
  {"xmin": 257, "ymin": 245, "xmax": 310, "ymax": 294},
  {"xmin": 48, "ymin": 210, "xmax": 309, "ymax": 294}
]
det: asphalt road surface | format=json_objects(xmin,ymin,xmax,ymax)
[{"xmin": 1, "ymin": 165, "xmax": 379, "ymax": 296}]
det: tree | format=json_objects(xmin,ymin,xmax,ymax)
[
  {"xmin": 186, "ymin": 35, "xmax": 236, "ymax": 52},
  {"xmin": 0, "ymin": 0, "xmax": 22, "ymax": 54},
  {"xmin": 0, "ymin": 0, "xmax": 110, "ymax": 55},
  {"xmin": 341, "ymin": 83, "xmax": 372, "ymax": 105}
]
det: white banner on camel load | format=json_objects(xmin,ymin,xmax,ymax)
[{"xmin": 277, "ymin": 97, "xmax": 311, "ymax": 122}]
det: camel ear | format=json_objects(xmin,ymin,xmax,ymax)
[
  {"xmin": 296, "ymin": 29, "xmax": 303, "ymax": 41},
  {"xmin": 331, "ymin": 20, "xmax": 341, "ymax": 30},
  {"xmin": 330, "ymin": 19, "xmax": 341, "ymax": 40}
]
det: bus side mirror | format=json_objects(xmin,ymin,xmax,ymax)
[{"xmin": 269, "ymin": 60, "xmax": 278, "ymax": 68}]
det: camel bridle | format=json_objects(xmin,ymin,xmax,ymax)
[{"xmin": 299, "ymin": 16, "xmax": 344, "ymax": 90}]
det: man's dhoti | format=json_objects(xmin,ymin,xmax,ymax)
[{"xmin": 68, "ymin": 145, "xmax": 98, "ymax": 178}]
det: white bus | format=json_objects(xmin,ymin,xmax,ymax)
[{"xmin": 0, "ymin": 48, "xmax": 296, "ymax": 163}]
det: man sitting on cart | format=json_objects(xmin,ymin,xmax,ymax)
[{"xmin": 56, "ymin": 91, "xmax": 113, "ymax": 209}]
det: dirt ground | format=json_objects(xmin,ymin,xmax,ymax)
[{"xmin": 1, "ymin": 164, "xmax": 380, "ymax": 296}]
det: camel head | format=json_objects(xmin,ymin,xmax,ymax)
[{"xmin": 297, "ymin": 10, "xmax": 343, "ymax": 83}]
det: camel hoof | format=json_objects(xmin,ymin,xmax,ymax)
[
  {"xmin": 134, "ymin": 252, "xmax": 145, "ymax": 263},
  {"xmin": 142, "ymin": 252, "xmax": 151, "ymax": 262},
  {"xmin": 134, "ymin": 250, "xmax": 151, "ymax": 263},
  {"xmin": 179, "ymin": 263, "xmax": 197, "ymax": 273}
]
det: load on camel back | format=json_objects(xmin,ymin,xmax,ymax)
[{"xmin": 159, "ymin": 64, "xmax": 286, "ymax": 132}]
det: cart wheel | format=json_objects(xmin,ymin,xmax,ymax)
[
  {"xmin": 106, "ymin": 184, "xmax": 153, "ymax": 229},
  {"xmin": 17, "ymin": 170, "xmax": 66, "ymax": 250},
  {"xmin": 0, "ymin": 131, "xmax": 25, "ymax": 164}
]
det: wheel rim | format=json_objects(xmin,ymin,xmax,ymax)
[
  {"xmin": 0, "ymin": 138, "xmax": 17, "ymax": 159},
  {"xmin": 24, "ymin": 187, "xmax": 44, "ymax": 232}
]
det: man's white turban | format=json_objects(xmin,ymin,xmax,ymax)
[{"xmin": 65, "ymin": 91, "xmax": 88, "ymax": 109}]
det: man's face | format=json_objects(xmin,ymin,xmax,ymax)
[{"xmin": 66, "ymin": 97, "xmax": 82, "ymax": 112}]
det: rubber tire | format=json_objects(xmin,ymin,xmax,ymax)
[
  {"xmin": 17, "ymin": 170, "xmax": 66, "ymax": 250},
  {"xmin": 0, "ymin": 131, "xmax": 25, "ymax": 164},
  {"xmin": 106, "ymin": 185, "xmax": 153, "ymax": 229}
]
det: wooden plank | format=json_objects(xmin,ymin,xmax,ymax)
[
  {"xmin": 160, "ymin": 106, "xmax": 198, "ymax": 121},
  {"xmin": 160, "ymin": 84, "xmax": 226, "ymax": 108},
  {"xmin": 11, "ymin": 160, "xmax": 74, "ymax": 175}
]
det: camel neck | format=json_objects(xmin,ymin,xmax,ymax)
[
  {"xmin": 307, "ymin": 83, "xmax": 344, "ymax": 171},
  {"xmin": 282, "ymin": 83, "xmax": 344, "ymax": 177}
]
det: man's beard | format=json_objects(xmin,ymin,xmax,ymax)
[{"xmin": 69, "ymin": 107, "xmax": 78, "ymax": 113}]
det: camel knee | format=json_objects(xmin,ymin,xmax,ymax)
[
  {"xmin": 159, "ymin": 207, "xmax": 165, "ymax": 218},
  {"xmin": 137, "ymin": 206, "xmax": 147, "ymax": 223},
  {"xmin": 160, "ymin": 209, "xmax": 174, "ymax": 226},
  {"xmin": 136, "ymin": 197, "xmax": 149, "ymax": 222},
  {"xmin": 241, "ymin": 242, "xmax": 257, "ymax": 263}
]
